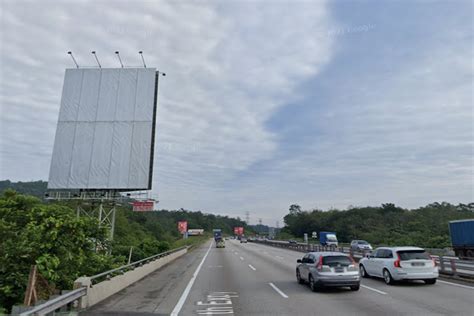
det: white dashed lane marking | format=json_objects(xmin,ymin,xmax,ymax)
[
  {"xmin": 269, "ymin": 282, "xmax": 288, "ymax": 298},
  {"xmin": 361, "ymin": 284, "xmax": 387, "ymax": 295},
  {"xmin": 248, "ymin": 264, "xmax": 256, "ymax": 271}
]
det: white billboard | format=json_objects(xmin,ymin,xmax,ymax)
[{"xmin": 48, "ymin": 68, "xmax": 158, "ymax": 191}]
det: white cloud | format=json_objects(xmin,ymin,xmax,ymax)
[{"xmin": 0, "ymin": 0, "xmax": 336, "ymax": 222}]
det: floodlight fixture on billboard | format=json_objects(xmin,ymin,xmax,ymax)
[{"xmin": 48, "ymin": 68, "xmax": 159, "ymax": 191}]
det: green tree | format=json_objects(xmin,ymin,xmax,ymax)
[{"xmin": 0, "ymin": 190, "xmax": 121, "ymax": 312}]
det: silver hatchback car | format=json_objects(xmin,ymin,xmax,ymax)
[{"xmin": 296, "ymin": 252, "xmax": 360, "ymax": 291}]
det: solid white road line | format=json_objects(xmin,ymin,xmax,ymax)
[
  {"xmin": 170, "ymin": 241, "xmax": 213, "ymax": 316},
  {"xmin": 361, "ymin": 284, "xmax": 387, "ymax": 295},
  {"xmin": 239, "ymin": 256, "xmax": 244, "ymax": 261},
  {"xmin": 248, "ymin": 264, "xmax": 256, "ymax": 271},
  {"xmin": 438, "ymin": 280, "xmax": 474, "ymax": 290},
  {"xmin": 268, "ymin": 282, "xmax": 289, "ymax": 298}
]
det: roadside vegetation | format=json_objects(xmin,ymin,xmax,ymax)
[
  {"xmin": 0, "ymin": 182, "xmax": 249, "ymax": 312},
  {"xmin": 280, "ymin": 203, "xmax": 474, "ymax": 248}
]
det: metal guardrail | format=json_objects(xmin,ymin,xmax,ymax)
[
  {"xmin": 19, "ymin": 246, "xmax": 188, "ymax": 315},
  {"xmin": 89, "ymin": 246, "xmax": 187, "ymax": 284},
  {"xmin": 19, "ymin": 287, "xmax": 86, "ymax": 316},
  {"xmin": 252, "ymin": 240, "xmax": 474, "ymax": 278},
  {"xmin": 432, "ymin": 256, "xmax": 474, "ymax": 277}
]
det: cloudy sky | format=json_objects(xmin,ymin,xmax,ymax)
[{"xmin": 0, "ymin": 0, "xmax": 472, "ymax": 225}]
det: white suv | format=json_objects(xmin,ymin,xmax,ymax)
[{"xmin": 359, "ymin": 247, "xmax": 438, "ymax": 285}]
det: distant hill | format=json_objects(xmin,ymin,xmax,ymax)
[{"xmin": 0, "ymin": 180, "xmax": 47, "ymax": 198}]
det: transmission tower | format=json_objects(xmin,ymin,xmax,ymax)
[
  {"xmin": 258, "ymin": 218, "xmax": 262, "ymax": 226},
  {"xmin": 245, "ymin": 211, "xmax": 250, "ymax": 224},
  {"xmin": 276, "ymin": 221, "xmax": 280, "ymax": 229}
]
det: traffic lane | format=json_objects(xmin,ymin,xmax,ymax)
[
  {"xmin": 230, "ymin": 241, "xmax": 399, "ymax": 316},
  {"xmin": 178, "ymin": 239, "xmax": 295, "ymax": 315},
  {"xmin": 234, "ymin": 241, "xmax": 474, "ymax": 315},
  {"xmin": 85, "ymin": 240, "xmax": 213, "ymax": 315},
  {"xmin": 247, "ymin": 241, "xmax": 474, "ymax": 306},
  {"xmin": 360, "ymin": 276, "xmax": 474, "ymax": 315},
  {"xmin": 248, "ymin": 241, "xmax": 474, "ymax": 313}
]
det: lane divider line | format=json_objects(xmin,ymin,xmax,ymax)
[
  {"xmin": 361, "ymin": 284, "xmax": 387, "ymax": 295},
  {"xmin": 269, "ymin": 282, "xmax": 288, "ymax": 298},
  {"xmin": 248, "ymin": 264, "xmax": 256, "ymax": 271},
  {"xmin": 438, "ymin": 280, "xmax": 474, "ymax": 290},
  {"xmin": 239, "ymin": 256, "xmax": 244, "ymax": 261},
  {"xmin": 170, "ymin": 241, "xmax": 213, "ymax": 316}
]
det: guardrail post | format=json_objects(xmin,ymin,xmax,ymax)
[
  {"xmin": 438, "ymin": 256, "xmax": 445, "ymax": 273},
  {"xmin": 73, "ymin": 277, "xmax": 91, "ymax": 309},
  {"xmin": 450, "ymin": 259, "xmax": 457, "ymax": 276}
]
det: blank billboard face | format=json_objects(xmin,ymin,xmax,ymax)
[{"xmin": 48, "ymin": 68, "xmax": 157, "ymax": 191}]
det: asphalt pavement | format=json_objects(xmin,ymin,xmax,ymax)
[{"xmin": 87, "ymin": 239, "xmax": 474, "ymax": 315}]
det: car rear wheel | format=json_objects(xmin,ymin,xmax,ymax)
[
  {"xmin": 296, "ymin": 269, "xmax": 304, "ymax": 284},
  {"xmin": 350, "ymin": 284, "xmax": 360, "ymax": 291},
  {"xmin": 424, "ymin": 278, "xmax": 437, "ymax": 285},
  {"xmin": 309, "ymin": 275, "xmax": 320, "ymax": 292},
  {"xmin": 359, "ymin": 265, "xmax": 369, "ymax": 278},
  {"xmin": 383, "ymin": 269, "xmax": 395, "ymax": 285}
]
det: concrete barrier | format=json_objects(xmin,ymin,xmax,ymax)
[{"xmin": 74, "ymin": 247, "xmax": 187, "ymax": 309}]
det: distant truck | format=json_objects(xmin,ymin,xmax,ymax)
[
  {"xmin": 188, "ymin": 229, "xmax": 204, "ymax": 236},
  {"xmin": 319, "ymin": 231, "xmax": 338, "ymax": 247},
  {"xmin": 213, "ymin": 229, "xmax": 222, "ymax": 241},
  {"xmin": 449, "ymin": 219, "xmax": 474, "ymax": 259}
]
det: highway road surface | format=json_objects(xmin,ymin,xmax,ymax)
[{"xmin": 86, "ymin": 239, "xmax": 474, "ymax": 315}]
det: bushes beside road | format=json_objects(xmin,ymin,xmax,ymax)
[{"xmin": 0, "ymin": 185, "xmax": 249, "ymax": 312}]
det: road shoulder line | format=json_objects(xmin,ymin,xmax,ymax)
[
  {"xmin": 170, "ymin": 241, "xmax": 213, "ymax": 316},
  {"xmin": 438, "ymin": 280, "xmax": 474, "ymax": 290}
]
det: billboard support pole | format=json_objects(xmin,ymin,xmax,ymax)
[
  {"xmin": 110, "ymin": 204, "xmax": 116, "ymax": 240},
  {"xmin": 74, "ymin": 198, "xmax": 117, "ymax": 246}
]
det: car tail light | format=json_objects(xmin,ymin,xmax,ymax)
[
  {"xmin": 316, "ymin": 255, "xmax": 323, "ymax": 270},
  {"xmin": 349, "ymin": 256, "xmax": 356, "ymax": 264},
  {"xmin": 316, "ymin": 256, "xmax": 331, "ymax": 272},
  {"xmin": 394, "ymin": 253, "xmax": 401, "ymax": 268},
  {"xmin": 347, "ymin": 264, "xmax": 358, "ymax": 271}
]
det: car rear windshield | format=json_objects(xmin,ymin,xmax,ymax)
[
  {"xmin": 397, "ymin": 250, "xmax": 431, "ymax": 260},
  {"xmin": 322, "ymin": 256, "xmax": 352, "ymax": 266},
  {"xmin": 358, "ymin": 241, "xmax": 368, "ymax": 244}
]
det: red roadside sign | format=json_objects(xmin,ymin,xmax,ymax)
[
  {"xmin": 132, "ymin": 200, "xmax": 154, "ymax": 212},
  {"xmin": 234, "ymin": 226, "xmax": 244, "ymax": 235},
  {"xmin": 178, "ymin": 221, "xmax": 188, "ymax": 234}
]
